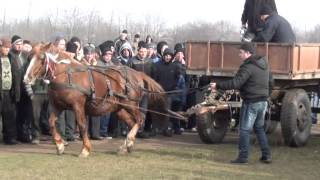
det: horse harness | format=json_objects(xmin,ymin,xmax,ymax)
[{"xmin": 49, "ymin": 65, "xmax": 133, "ymax": 103}]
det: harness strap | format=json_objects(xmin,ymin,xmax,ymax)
[
  {"xmin": 124, "ymin": 66, "xmax": 129, "ymax": 95},
  {"xmin": 106, "ymin": 79, "xmax": 114, "ymax": 97},
  {"xmin": 49, "ymin": 82, "xmax": 91, "ymax": 96},
  {"xmin": 87, "ymin": 68, "xmax": 96, "ymax": 99}
]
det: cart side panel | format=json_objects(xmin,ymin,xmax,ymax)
[
  {"xmin": 187, "ymin": 42, "xmax": 209, "ymax": 71},
  {"xmin": 256, "ymin": 44, "xmax": 292, "ymax": 74},
  {"xmin": 295, "ymin": 46, "xmax": 320, "ymax": 73},
  {"xmin": 186, "ymin": 41, "xmax": 320, "ymax": 80},
  {"xmin": 215, "ymin": 43, "xmax": 242, "ymax": 70}
]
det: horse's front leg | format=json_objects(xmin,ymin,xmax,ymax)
[
  {"xmin": 73, "ymin": 104, "xmax": 92, "ymax": 158},
  {"xmin": 49, "ymin": 109, "xmax": 64, "ymax": 155}
]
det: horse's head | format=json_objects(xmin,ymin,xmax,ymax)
[{"xmin": 24, "ymin": 43, "xmax": 64, "ymax": 85}]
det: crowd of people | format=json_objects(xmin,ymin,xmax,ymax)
[{"xmin": 0, "ymin": 30, "xmax": 198, "ymax": 146}]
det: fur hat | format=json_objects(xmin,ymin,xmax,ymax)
[
  {"xmin": 66, "ymin": 41, "xmax": 78, "ymax": 54},
  {"xmin": 11, "ymin": 35, "xmax": 23, "ymax": 45},
  {"xmin": 163, "ymin": 48, "xmax": 174, "ymax": 57},
  {"xmin": 99, "ymin": 41, "xmax": 114, "ymax": 51},
  {"xmin": 134, "ymin": 34, "xmax": 140, "ymax": 38},
  {"xmin": 138, "ymin": 41, "xmax": 148, "ymax": 50},
  {"xmin": 0, "ymin": 38, "xmax": 12, "ymax": 48},
  {"xmin": 83, "ymin": 45, "xmax": 95, "ymax": 55},
  {"xmin": 100, "ymin": 45, "xmax": 113, "ymax": 56},
  {"xmin": 240, "ymin": 42, "xmax": 256, "ymax": 54},
  {"xmin": 156, "ymin": 41, "xmax": 168, "ymax": 54},
  {"xmin": 146, "ymin": 43, "xmax": 156, "ymax": 49},
  {"xmin": 174, "ymin": 48, "xmax": 184, "ymax": 56},
  {"xmin": 70, "ymin": 36, "xmax": 81, "ymax": 44},
  {"xmin": 174, "ymin": 43, "xmax": 185, "ymax": 51}
]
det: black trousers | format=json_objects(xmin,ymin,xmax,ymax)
[
  {"xmin": 16, "ymin": 93, "xmax": 34, "ymax": 142},
  {"xmin": 31, "ymin": 94, "xmax": 50, "ymax": 138},
  {"xmin": 88, "ymin": 116, "xmax": 101, "ymax": 138},
  {"xmin": 0, "ymin": 91, "xmax": 17, "ymax": 141}
]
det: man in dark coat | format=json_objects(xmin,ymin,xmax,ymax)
[
  {"xmin": 242, "ymin": 0, "xmax": 278, "ymax": 35},
  {"xmin": 0, "ymin": 38, "xmax": 19, "ymax": 144},
  {"xmin": 9, "ymin": 35, "xmax": 33, "ymax": 143},
  {"xmin": 253, "ymin": 4, "xmax": 296, "ymax": 43},
  {"xmin": 152, "ymin": 48, "xmax": 181, "ymax": 135},
  {"xmin": 211, "ymin": 43, "xmax": 273, "ymax": 164}
]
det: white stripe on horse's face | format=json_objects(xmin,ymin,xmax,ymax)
[{"xmin": 24, "ymin": 56, "xmax": 37, "ymax": 85}]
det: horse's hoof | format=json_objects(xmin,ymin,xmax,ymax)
[
  {"xmin": 78, "ymin": 148, "xmax": 90, "ymax": 158},
  {"xmin": 118, "ymin": 145, "xmax": 128, "ymax": 155},
  {"xmin": 127, "ymin": 145, "xmax": 134, "ymax": 153},
  {"xmin": 56, "ymin": 143, "xmax": 65, "ymax": 155}
]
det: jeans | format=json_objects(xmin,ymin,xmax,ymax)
[
  {"xmin": 238, "ymin": 101, "xmax": 271, "ymax": 160},
  {"xmin": 100, "ymin": 113, "xmax": 111, "ymax": 137}
]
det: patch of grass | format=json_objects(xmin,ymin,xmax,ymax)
[{"xmin": 0, "ymin": 135, "xmax": 319, "ymax": 180}]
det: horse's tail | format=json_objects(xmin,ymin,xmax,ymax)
[{"xmin": 140, "ymin": 72, "xmax": 187, "ymax": 130}]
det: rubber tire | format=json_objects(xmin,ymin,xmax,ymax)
[
  {"xmin": 280, "ymin": 89, "xmax": 312, "ymax": 147},
  {"xmin": 196, "ymin": 110, "xmax": 230, "ymax": 144}
]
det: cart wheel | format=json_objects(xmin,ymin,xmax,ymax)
[
  {"xmin": 280, "ymin": 89, "xmax": 312, "ymax": 147},
  {"xmin": 196, "ymin": 110, "xmax": 230, "ymax": 144}
]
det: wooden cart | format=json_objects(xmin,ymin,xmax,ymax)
[{"xmin": 185, "ymin": 41, "xmax": 320, "ymax": 147}]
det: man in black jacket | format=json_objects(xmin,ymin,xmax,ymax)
[
  {"xmin": 253, "ymin": 3, "xmax": 296, "ymax": 43},
  {"xmin": 242, "ymin": 0, "xmax": 277, "ymax": 35},
  {"xmin": 152, "ymin": 48, "xmax": 181, "ymax": 135},
  {"xmin": 211, "ymin": 43, "xmax": 272, "ymax": 164},
  {"xmin": 9, "ymin": 35, "xmax": 34, "ymax": 143}
]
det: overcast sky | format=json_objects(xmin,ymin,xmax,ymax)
[{"xmin": 1, "ymin": 0, "xmax": 319, "ymax": 30}]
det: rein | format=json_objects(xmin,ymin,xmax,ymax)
[{"xmin": 93, "ymin": 96, "xmax": 187, "ymax": 121}]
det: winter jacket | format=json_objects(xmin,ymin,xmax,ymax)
[
  {"xmin": 254, "ymin": 13, "xmax": 296, "ymax": 43},
  {"xmin": 242, "ymin": 0, "xmax": 277, "ymax": 33},
  {"xmin": 8, "ymin": 50, "xmax": 28, "ymax": 102},
  {"xmin": 217, "ymin": 55, "xmax": 273, "ymax": 103},
  {"xmin": 129, "ymin": 56, "xmax": 153, "ymax": 76},
  {"xmin": 151, "ymin": 60, "xmax": 180, "ymax": 92},
  {"xmin": 117, "ymin": 42, "xmax": 133, "ymax": 66}
]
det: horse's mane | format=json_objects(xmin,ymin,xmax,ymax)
[{"xmin": 38, "ymin": 43, "xmax": 81, "ymax": 64}]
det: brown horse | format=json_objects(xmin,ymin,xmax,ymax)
[{"xmin": 24, "ymin": 43, "xmax": 171, "ymax": 157}]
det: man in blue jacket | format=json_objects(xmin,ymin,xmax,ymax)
[{"xmin": 210, "ymin": 43, "xmax": 273, "ymax": 164}]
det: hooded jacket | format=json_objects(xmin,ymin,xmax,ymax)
[
  {"xmin": 241, "ymin": 0, "xmax": 278, "ymax": 33},
  {"xmin": 217, "ymin": 55, "xmax": 273, "ymax": 103},
  {"xmin": 118, "ymin": 42, "xmax": 133, "ymax": 66},
  {"xmin": 254, "ymin": 13, "xmax": 296, "ymax": 43}
]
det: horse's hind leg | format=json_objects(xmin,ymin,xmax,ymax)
[
  {"xmin": 73, "ymin": 104, "xmax": 92, "ymax": 158},
  {"xmin": 117, "ymin": 109, "xmax": 142, "ymax": 154},
  {"xmin": 49, "ymin": 108, "xmax": 64, "ymax": 155}
]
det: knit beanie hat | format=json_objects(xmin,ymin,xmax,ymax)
[
  {"xmin": 240, "ymin": 42, "xmax": 256, "ymax": 54},
  {"xmin": 11, "ymin": 35, "xmax": 23, "ymax": 45}
]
